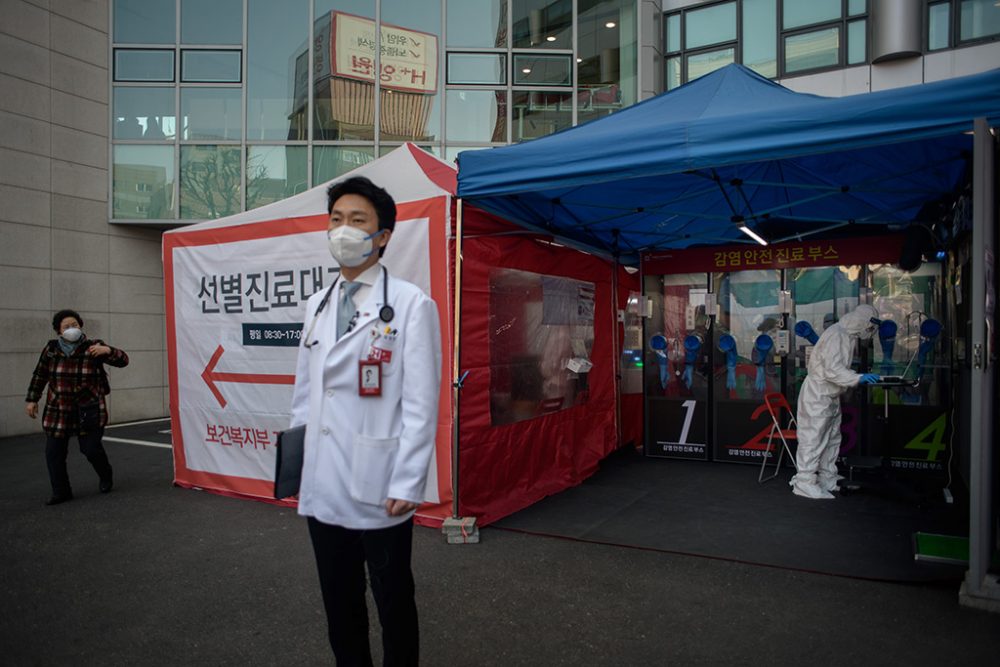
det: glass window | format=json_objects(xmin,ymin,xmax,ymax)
[
  {"xmin": 181, "ymin": 0, "xmax": 242, "ymax": 45},
  {"xmin": 743, "ymin": 0, "xmax": 777, "ymax": 78},
  {"xmin": 446, "ymin": 90, "xmax": 507, "ymax": 142},
  {"xmin": 247, "ymin": 0, "xmax": 308, "ymax": 141},
  {"xmin": 666, "ymin": 13, "xmax": 681, "ymax": 53},
  {"xmin": 513, "ymin": 54, "xmax": 572, "ymax": 86},
  {"xmin": 179, "ymin": 145, "xmax": 243, "ymax": 219},
  {"xmin": 686, "ymin": 47, "xmax": 735, "ymax": 82},
  {"xmin": 685, "ymin": 2, "xmax": 736, "ymax": 50},
  {"xmin": 114, "ymin": 87, "xmax": 175, "ymax": 140},
  {"xmin": 313, "ymin": 146, "xmax": 376, "ymax": 184},
  {"xmin": 381, "ymin": 0, "xmax": 442, "ymax": 143},
  {"xmin": 512, "ymin": 91, "xmax": 572, "ymax": 141},
  {"xmin": 488, "ymin": 268, "xmax": 595, "ymax": 426},
  {"xmin": 783, "ymin": 0, "xmax": 841, "ymax": 30},
  {"xmin": 114, "ymin": 49, "xmax": 175, "ymax": 82},
  {"xmin": 181, "ymin": 50, "xmax": 241, "ymax": 82},
  {"xmin": 960, "ymin": 0, "xmax": 1000, "ymax": 41},
  {"xmin": 114, "ymin": 0, "xmax": 175, "ymax": 44},
  {"xmin": 379, "ymin": 144, "xmax": 440, "ymax": 158},
  {"xmin": 928, "ymin": 2, "xmax": 951, "ymax": 50},
  {"xmin": 666, "ymin": 56, "xmax": 681, "ymax": 90},
  {"xmin": 448, "ymin": 0, "xmax": 507, "ymax": 47},
  {"xmin": 448, "ymin": 54, "xmax": 506, "ymax": 85},
  {"xmin": 512, "ymin": 0, "xmax": 573, "ymax": 49},
  {"xmin": 181, "ymin": 88, "xmax": 242, "ymax": 140},
  {"xmin": 848, "ymin": 0, "xmax": 866, "ymax": 16},
  {"xmin": 247, "ymin": 146, "xmax": 307, "ymax": 210},
  {"xmin": 578, "ymin": 0, "xmax": 637, "ymax": 116},
  {"xmin": 113, "ymin": 146, "xmax": 175, "ymax": 219},
  {"xmin": 847, "ymin": 19, "xmax": 866, "ymax": 65},
  {"xmin": 784, "ymin": 27, "xmax": 840, "ymax": 73}
]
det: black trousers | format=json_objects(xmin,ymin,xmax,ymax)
[
  {"xmin": 45, "ymin": 429, "xmax": 112, "ymax": 496},
  {"xmin": 307, "ymin": 516, "xmax": 419, "ymax": 667}
]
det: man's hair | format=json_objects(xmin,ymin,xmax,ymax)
[
  {"xmin": 326, "ymin": 177, "xmax": 397, "ymax": 233},
  {"xmin": 52, "ymin": 309, "xmax": 83, "ymax": 332}
]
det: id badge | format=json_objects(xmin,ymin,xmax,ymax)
[{"xmin": 359, "ymin": 359, "xmax": 382, "ymax": 396}]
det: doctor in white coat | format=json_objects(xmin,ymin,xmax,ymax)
[{"xmin": 290, "ymin": 176, "xmax": 441, "ymax": 666}]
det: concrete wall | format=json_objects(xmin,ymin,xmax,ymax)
[{"xmin": 0, "ymin": 0, "xmax": 167, "ymax": 437}]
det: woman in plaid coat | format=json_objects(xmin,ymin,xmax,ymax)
[{"xmin": 25, "ymin": 309, "xmax": 130, "ymax": 505}]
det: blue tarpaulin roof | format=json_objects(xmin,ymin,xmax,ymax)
[{"xmin": 456, "ymin": 65, "xmax": 1000, "ymax": 262}]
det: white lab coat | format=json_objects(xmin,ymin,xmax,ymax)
[
  {"xmin": 793, "ymin": 304, "xmax": 878, "ymax": 489},
  {"xmin": 289, "ymin": 265, "xmax": 442, "ymax": 530}
]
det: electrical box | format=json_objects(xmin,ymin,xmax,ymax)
[{"xmin": 775, "ymin": 329, "xmax": 790, "ymax": 355}]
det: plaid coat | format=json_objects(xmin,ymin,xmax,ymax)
[{"xmin": 25, "ymin": 338, "xmax": 129, "ymax": 438}]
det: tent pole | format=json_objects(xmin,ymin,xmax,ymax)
[
  {"xmin": 442, "ymin": 197, "xmax": 479, "ymax": 544},
  {"xmin": 452, "ymin": 198, "xmax": 464, "ymax": 520},
  {"xmin": 612, "ymin": 230, "xmax": 623, "ymax": 449}
]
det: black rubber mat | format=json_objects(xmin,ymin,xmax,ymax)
[{"xmin": 495, "ymin": 447, "xmax": 968, "ymax": 582}]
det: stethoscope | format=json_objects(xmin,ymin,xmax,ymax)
[{"xmin": 303, "ymin": 266, "xmax": 394, "ymax": 349}]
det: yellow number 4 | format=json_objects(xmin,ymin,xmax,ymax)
[{"xmin": 903, "ymin": 413, "xmax": 947, "ymax": 462}]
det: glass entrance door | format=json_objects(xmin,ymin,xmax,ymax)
[{"xmin": 644, "ymin": 272, "xmax": 710, "ymax": 460}]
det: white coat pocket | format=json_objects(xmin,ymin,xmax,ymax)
[{"xmin": 349, "ymin": 434, "xmax": 399, "ymax": 506}]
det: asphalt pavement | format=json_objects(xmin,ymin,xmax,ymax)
[{"xmin": 1, "ymin": 419, "xmax": 998, "ymax": 666}]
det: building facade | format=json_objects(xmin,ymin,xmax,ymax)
[{"xmin": 1, "ymin": 0, "xmax": 997, "ymax": 435}]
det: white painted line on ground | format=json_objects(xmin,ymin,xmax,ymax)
[
  {"xmin": 106, "ymin": 417, "xmax": 171, "ymax": 428},
  {"xmin": 103, "ymin": 436, "xmax": 172, "ymax": 449}
]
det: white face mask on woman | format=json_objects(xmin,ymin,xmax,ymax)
[
  {"xmin": 327, "ymin": 226, "xmax": 383, "ymax": 267},
  {"xmin": 61, "ymin": 327, "xmax": 83, "ymax": 342}
]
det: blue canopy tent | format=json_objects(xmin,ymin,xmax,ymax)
[
  {"xmin": 455, "ymin": 64, "xmax": 1000, "ymax": 611},
  {"xmin": 456, "ymin": 64, "xmax": 1000, "ymax": 263}
]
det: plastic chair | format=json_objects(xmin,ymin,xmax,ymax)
[{"xmin": 758, "ymin": 392, "xmax": 798, "ymax": 483}]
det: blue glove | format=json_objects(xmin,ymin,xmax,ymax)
[{"xmin": 859, "ymin": 373, "xmax": 880, "ymax": 385}]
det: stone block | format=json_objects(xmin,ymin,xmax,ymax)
[
  {"xmin": 0, "ymin": 147, "xmax": 50, "ymax": 191},
  {"xmin": 50, "ymin": 52, "xmax": 107, "ymax": 104},
  {"xmin": 0, "ymin": 221, "xmax": 51, "ymax": 269},
  {"xmin": 0, "ymin": 309, "xmax": 52, "ymax": 352},
  {"xmin": 0, "ymin": 109, "xmax": 51, "ymax": 156},
  {"xmin": 51, "ymin": 0, "xmax": 107, "ymax": 33},
  {"xmin": 109, "ymin": 274, "xmax": 164, "ymax": 314},
  {"xmin": 105, "ymin": 386, "xmax": 169, "ymax": 424},
  {"xmin": 0, "ymin": 266, "xmax": 50, "ymax": 311},
  {"xmin": 50, "ymin": 13, "xmax": 107, "ymax": 67},
  {"xmin": 52, "ymin": 228, "xmax": 109, "ymax": 273},
  {"xmin": 0, "ymin": 394, "xmax": 44, "ymax": 437},
  {"xmin": 51, "ymin": 269, "xmax": 108, "ymax": 312},
  {"xmin": 0, "ymin": 184, "xmax": 51, "ymax": 227},
  {"xmin": 52, "ymin": 193, "xmax": 108, "ymax": 233},
  {"xmin": 108, "ymin": 312, "xmax": 164, "ymax": 352},
  {"xmin": 51, "ymin": 124, "xmax": 107, "ymax": 169},
  {"xmin": 1, "ymin": 0, "xmax": 50, "ymax": 48},
  {"xmin": 110, "ymin": 349, "xmax": 164, "ymax": 389},
  {"xmin": 0, "ymin": 351, "xmax": 42, "ymax": 398},
  {"xmin": 0, "ymin": 73, "xmax": 50, "ymax": 120},
  {"xmin": 109, "ymin": 235, "xmax": 162, "ymax": 278},
  {"xmin": 0, "ymin": 32, "xmax": 50, "ymax": 83},
  {"xmin": 51, "ymin": 90, "xmax": 107, "ymax": 136},
  {"xmin": 51, "ymin": 159, "xmax": 107, "ymax": 202}
]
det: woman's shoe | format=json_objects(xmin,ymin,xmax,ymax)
[{"xmin": 45, "ymin": 493, "xmax": 73, "ymax": 506}]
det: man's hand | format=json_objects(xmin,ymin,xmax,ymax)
[
  {"xmin": 859, "ymin": 373, "xmax": 880, "ymax": 385},
  {"xmin": 385, "ymin": 498, "xmax": 418, "ymax": 517},
  {"xmin": 88, "ymin": 344, "xmax": 111, "ymax": 357},
  {"xmin": 25, "ymin": 402, "xmax": 38, "ymax": 419}
]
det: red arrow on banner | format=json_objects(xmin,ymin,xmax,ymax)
[{"xmin": 202, "ymin": 344, "xmax": 296, "ymax": 408}]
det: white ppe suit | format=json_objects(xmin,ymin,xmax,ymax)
[{"xmin": 791, "ymin": 304, "xmax": 879, "ymax": 499}]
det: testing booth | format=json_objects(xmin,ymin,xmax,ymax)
[{"xmin": 457, "ymin": 64, "xmax": 1000, "ymax": 609}]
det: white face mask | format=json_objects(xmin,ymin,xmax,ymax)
[
  {"xmin": 61, "ymin": 327, "xmax": 83, "ymax": 342},
  {"xmin": 327, "ymin": 226, "xmax": 382, "ymax": 267}
]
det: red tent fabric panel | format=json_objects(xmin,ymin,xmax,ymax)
[{"xmin": 456, "ymin": 231, "xmax": 619, "ymax": 525}]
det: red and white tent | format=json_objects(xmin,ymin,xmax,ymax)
[
  {"xmin": 163, "ymin": 143, "xmax": 639, "ymax": 527},
  {"xmin": 163, "ymin": 144, "xmax": 456, "ymax": 523}
]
